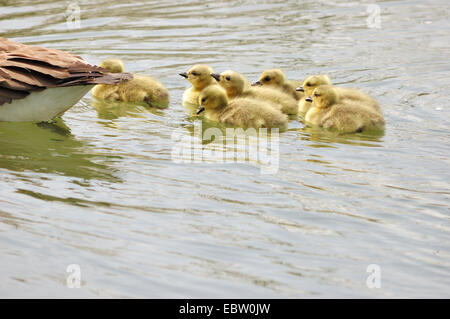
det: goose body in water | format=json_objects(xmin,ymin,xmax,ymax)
[{"xmin": 0, "ymin": 38, "xmax": 132, "ymax": 122}]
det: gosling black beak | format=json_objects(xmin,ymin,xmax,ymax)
[
  {"xmin": 179, "ymin": 72, "xmax": 188, "ymax": 79},
  {"xmin": 305, "ymin": 96, "xmax": 313, "ymax": 103},
  {"xmin": 196, "ymin": 107, "xmax": 205, "ymax": 115},
  {"xmin": 296, "ymin": 86, "xmax": 304, "ymax": 92},
  {"xmin": 210, "ymin": 73, "xmax": 221, "ymax": 82},
  {"xmin": 252, "ymin": 81, "xmax": 261, "ymax": 86}
]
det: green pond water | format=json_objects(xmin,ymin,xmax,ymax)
[{"xmin": 0, "ymin": 0, "xmax": 449, "ymax": 297}]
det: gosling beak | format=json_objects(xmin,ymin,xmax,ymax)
[
  {"xmin": 252, "ymin": 81, "xmax": 261, "ymax": 86},
  {"xmin": 210, "ymin": 73, "xmax": 221, "ymax": 82},
  {"xmin": 196, "ymin": 107, "xmax": 205, "ymax": 115},
  {"xmin": 296, "ymin": 86, "xmax": 304, "ymax": 92},
  {"xmin": 305, "ymin": 96, "xmax": 313, "ymax": 103},
  {"xmin": 179, "ymin": 72, "xmax": 188, "ymax": 79}
]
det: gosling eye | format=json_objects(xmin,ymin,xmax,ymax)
[
  {"xmin": 306, "ymin": 83, "xmax": 311, "ymax": 87},
  {"xmin": 201, "ymin": 97, "xmax": 207, "ymax": 103},
  {"xmin": 264, "ymin": 76, "xmax": 270, "ymax": 82},
  {"xmin": 314, "ymin": 93, "xmax": 320, "ymax": 97},
  {"xmin": 191, "ymin": 72, "xmax": 199, "ymax": 76},
  {"xmin": 226, "ymin": 76, "xmax": 231, "ymax": 81}
]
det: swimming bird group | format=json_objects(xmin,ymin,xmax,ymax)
[
  {"xmin": 0, "ymin": 38, "xmax": 385, "ymax": 134},
  {"xmin": 180, "ymin": 64, "xmax": 385, "ymax": 133}
]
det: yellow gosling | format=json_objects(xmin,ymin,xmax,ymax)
[
  {"xmin": 92, "ymin": 59, "xmax": 169, "ymax": 108},
  {"xmin": 287, "ymin": 79, "xmax": 303, "ymax": 94},
  {"xmin": 335, "ymin": 87, "xmax": 382, "ymax": 114},
  {"xmin": 305, "ymin": 85, "xmax": 385, "ymax": 133},
  {"xmin": 197, "ymin": 86, "xmax": 288, "ymax": 130},
  {"xmin": 179, "ymin": 64, "xmax": 217, "ymax": 107},
  {"xmin": 211, "ymin": 70, "xmax": 298, "ymax": 115},
  {"xmin": 252, "ymin": 69, "xmax": 302, "ymax": 101},
  {"xmin": 98, "ymin": 59, "xmax": 125, "ymax": 73},
  {"xmin": 297, "ymin": 75, "xmax": 382, "ymax": 115},
  {"xmin": 210, "ymin": 70, "xmax": 251, "ymax": 99},
  {"xmin": 296, "ymin": 74, "xmax": 331, "ymax": 114}
]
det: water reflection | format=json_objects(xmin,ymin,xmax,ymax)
[
  {"xmin": 1, "ymin": 0, "xmax": 449, "ymax": 299},
  {"xmin": 91, "ymin": 99, "xmax": 165, "ymax": 120},
  {"xmin": 296, "ymin": 121, "xmax": 385, "ymax": 147},
  {"xmin": 182, "ymin": 117, "xmax": 283, "ymax": 143},
  {"xmin": 0, "ymin": 118, "xmax": 121, "ymax": 181}
]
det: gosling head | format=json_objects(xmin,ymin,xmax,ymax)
[
  {"xmin": 197, "ymin": 86, "xmax": 228, "ymax": 115},
  {"xmin": 99, "ymin": 59, "xmax": 125, "ymax": 73},
  {"xmin": 306, "ymin": 85, "xmax": 338, "ymax": 109},
  {"xmin": 296, "ymin": 74, "xmax": 331, "ymax": 98},
  {"xmin": 253, "ymin": 69, "xmax": 286, "ymax": 87},
  {"xmin": 210, "ymin": 70, "xmax": 246, "ymax": 98},
  {"xmin": 179, "ymin": 64, "xmax": 215, "ymax": 90}
]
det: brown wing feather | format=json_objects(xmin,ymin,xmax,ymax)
[
  {"xmin": 2, "ymin": 58, "xmax": 71, "ymax": 79},
  {"xmin": 0, "ymin": 86, "xmax": 31, "ymax": 104},
  {"xmin": 0, "ymin": 77, "xmax": 40, "ymax": 91},
  {"xmin": 0, "ymin": 38, "xmax": 132, "ymax": 106}
]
